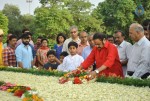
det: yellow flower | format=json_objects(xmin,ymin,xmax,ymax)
[{"xmin": 7, "ymin": 89, "xmax": 11, "ymax": 92}]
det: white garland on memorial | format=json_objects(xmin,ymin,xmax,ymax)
[{"xmin": 0, "ymin": 71, "xmax": 150, "ymax": 101}]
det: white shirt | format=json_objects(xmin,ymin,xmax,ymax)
[
  {"xmin": 127, "ymin": 36, "xmax": 150, "ymax": 78},
  {"xmin": 60, "ymin": 54, "xmax": 84, "ymax": 72},
  {"xmin": 57, "ymin": 64, "xmax": 63, "ymax": 71},
  {"xmin": 117, "ymin": 40, "xmax": 132, "ymax": 76},
  {"xmin": 62, "ymin": 37, "xmax": 81, "ymax": 54},
  {"xmin": 117, "ymin": 40, "xmax": 132, "ymax": 62},
  {"xmin": 82, "ymin": 46, "xmax": 92, "ymax": 60}
]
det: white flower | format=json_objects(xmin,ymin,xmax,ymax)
[
  {"xmin": 0, "ymin": 71, "xmax": 150, "ymax": 101},
  {"xmin": 28, "ymin": 90, "xmax": 38, "ymax": 95}
]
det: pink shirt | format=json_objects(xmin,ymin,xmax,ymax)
[{"xmin": 77, "ymin": 42, "xmax": 89, "ymax": 56}]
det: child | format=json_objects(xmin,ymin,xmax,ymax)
[
  {"xmin": 60, "ymin": 41, "xmax": 84, "ymax": 72},
  {"xmin": 57, "ymin": 51, "xmax": 68, "ymax": 71},
  {"xmin": 43, "ymin": 50, "xmax": 59, "ymax": 70}
]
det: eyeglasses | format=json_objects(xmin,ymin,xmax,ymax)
[{"xmin": 0, "ymin": 35, "xmax": 4, "ymax": 37}]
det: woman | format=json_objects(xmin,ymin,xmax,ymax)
[
  {"xmin": 54, "ymin": 33, "xmax": 66, "ymax": 59},
  {"xmin": 36, "ymin": 38, "xmax": 50, "ymax": 68}
]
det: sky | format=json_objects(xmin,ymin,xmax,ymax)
[{"xmin": 0, "ymin": 0, "xmax": 105, "ymax": 15}]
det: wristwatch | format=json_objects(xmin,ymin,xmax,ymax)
[{"xmin": 95, "ymin": 69, "xmax": 99, "ymax": 74}]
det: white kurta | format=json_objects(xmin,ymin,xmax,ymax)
[{"xmin": 58, "ymin": 54, "xmax": 84, "ymax": 72}]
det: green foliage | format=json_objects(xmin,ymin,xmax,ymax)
[
  {"xmin": 19, "ymin": 14, "xmax": 36, "ymax": 34},
  {"xmin": 96, "ymin": 75, "xmax": 150, "ymax": 87},
  {"xmin": 94, "ymin": 0, "xmax": 136, "ymax": 35},
  {"xmin": 34, "ymin": 7, "xmax": 74, "ymax": 39},
  {"xmin": 133, "ymin": 0, "xmax": 150, "ymax": 23},
  {"xmin": 0, "ymin": 67, "xmax": 65, "ymax": 77},
  {"xmin": 2, "ymin": 4, "xmax": 22, "ymax": 36},
  {"xmin": 36, "ymin": 0, "xmax": 105, "ymax": 39},
  {"xmin": 0, "ymin": 11, "xmax": 8, "ymax": 35}
]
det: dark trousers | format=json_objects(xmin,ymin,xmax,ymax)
[{"xmin": 127, "ymin": 71, "xmax": 150, "ymax": 79}]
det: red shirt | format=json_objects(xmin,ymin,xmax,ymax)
[{"xmin": 81, "ymin": 41, "xmax": 123, "ymax": 77}]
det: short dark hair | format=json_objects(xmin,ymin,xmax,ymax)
[
  {"xmin": 37, "ymin": 36, "xmax": 43, "ymax": 39},
  {"xmin": 107, "ymin": 35, "xmax": 114, "ymax": 38},
  {"xmin": 26, "ymin": 32, "xmax": 32, "ymax": 36},
  {"xmin": 22, "ymin": 28, "xmax": 29, "ymax": 33},
  {"xmin": 8, "ymin": 34, "xmax": 17, "ymax": 40},
  {"xmin": 93, "ymin": 33, "xmax": 107, "ymax": 40},
  {"xmin": 56, "ymin": 33, "xmax": 66, "ymax": 44},
  {"xmin": 60, "ymin": 51, "xmax": 68, "ymax": 57},
  {"xmin": 21, "ymin": 32, "xmax": 30, "ymax": 39},
  {"xmin": 68, "ymin": 41, "xmax": 78, "ymax": 48},
  {"xmin": 142, "ymin": 19, "xmax": 150, "ymax": 30},
  {"xmin": 41, "ymin": 38, "xmax": 48, "ymax": 43},
  {"xmin": 47, "ymin": 50, "xmax": 56, "ymax": 57},
  {"xmin": 114, "ymin": 30, "xmax": 125, "ymax": 36}
]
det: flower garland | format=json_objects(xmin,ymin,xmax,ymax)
[
  {"xmin": 0, "ymin": 71, "xmax": 150, "ymax": 101},
  {"xmin": 59, "ymin": 69, "xmax": 92, "ymax": 84},
  {"xmin": 0, "ymin": 82, "xmax": 43, "ymax": 101}
]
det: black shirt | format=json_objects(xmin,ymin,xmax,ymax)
[{"xmin": 43, "ymin": 62, "xmax": 59, "ymax": 70}]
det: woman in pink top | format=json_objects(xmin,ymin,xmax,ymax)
[{"xmin": 36, "ymin": 38, "xmax": 50, "ymax": 68}]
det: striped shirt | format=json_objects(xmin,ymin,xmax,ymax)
[{"xmin": 2, "ymin": 46, "xmax": 16, "ymax": 67}]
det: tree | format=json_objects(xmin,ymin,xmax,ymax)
[
  {"xmin": 0, "ymin": 11, "xmax": 8, "ymax": 35},
  {"xmin": 37, "ymin": 0, "xmax": 104, "ymax": 35},
  {"xmin": 2, "ymin": 4, "xmax": 22, "ymax": 36},
  {"xmin": 34, "ymin": 7, "xmax": 74, "ymax": 38},
  {"xmin": 93, "ymin": 0, "xmax": 136, "ymax": 35},
  {"xmin": 133, "ymin": 0, "xmax": 150, "ymax": 23},
  {"xmin": 19, "ymin": 14, "xmax": 36, "ymax": 34}
]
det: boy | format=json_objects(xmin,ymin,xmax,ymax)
[
  {"xmin": 57, "ymin": 51, "xmax": 68, "ymax": 71},
  {"xmin": 43, "ymin": 50, "xmax": 59, "ymax": 70},
  {"xmin": 60, "ymin": 41, "xmax": 84, "ymax": 72}
]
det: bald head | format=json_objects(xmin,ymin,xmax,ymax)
[
  {"xmin": 129, "ymin": 23, "xmax": 145, "ymax": 42},
  {"xmin": 130, "ymin": 23, "xmax": 144, "ymax": 34}
]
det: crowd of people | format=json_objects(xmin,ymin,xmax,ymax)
[{"xmin": 0, "ymin": 19, "xmax": 150, "ymax": 79}]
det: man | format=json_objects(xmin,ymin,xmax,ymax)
[
  {"xmin": 62, "ymin": 26, "xmax": 80, "ymax": 54},
  {"xmin": 82, "ymin": 34, "xmax": 94, "ymax": 60},
  {"xmin": 127, "ymin": 23, "xmax": 150, "ymax": 79},
  {"xmin": 15, "ymin": 33, "xmax": 33, "ymax": 69},
  {"xmin": 107, "ymin": 35, "xmax": 115, "ymax": 44},
  {"xmin": 0, "ymin": 29, "xmax": 4, "ymax": 66},
  {"xmin": 78, "ymin": 33, "xmax": 123, "ymax": 78},
  {"xmin": 77, "ymin": 31, "xmax": 89, "ymax": 55},
  {"xmin": 3, "ymin": 33, "xmax": 12, "ymax": 48},
  {"xmin": 82, "ymin": 34, "xmax": 96, "ymax": 70},
  {"xmin": 16, "ymin": 28, "xmax": 34, "ymax": 47},
  {"xmin": 142, "ymin": 19, "xmax": 150, "ymax": 40},
  {"xmin": 114, "ymin": 30, "xmax": 132, "ymax": 76},
  {"xmin": 2, "ymin": 35, "xmax": 17, "ymax": 67},
  {"xmin": 34, "ymin": 36, "xmax": 43, "ymax": 53}
]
